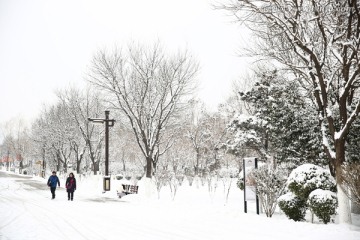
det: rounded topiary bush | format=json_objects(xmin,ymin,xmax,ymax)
[
  {"xmin": 307, "ymin": 189, "xmax": 338, "ymax": 224},
  {"xmin": 278, "ymin": 192, "xmax": 307, "ymax": 221},
  {"xmin": 287, "ymin": 164, "xmax": 336, "ymax": 200}
]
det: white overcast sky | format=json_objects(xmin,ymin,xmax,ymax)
[{"xmin": 0, "ymin": 0, "xmax": 251, "ymax": 129}]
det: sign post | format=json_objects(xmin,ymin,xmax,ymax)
[{"xmin": 243, "ymin": 157, "xmax": 259, "ymax": 214}]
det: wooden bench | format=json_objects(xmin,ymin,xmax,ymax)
[{"xmin": 117, "ymin": 184, "xmax": 139, "ymax": 198}]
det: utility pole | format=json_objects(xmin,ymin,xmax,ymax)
[{"xmin": 88, "ymin": 110, "xmax": 115, "ymax": 191}]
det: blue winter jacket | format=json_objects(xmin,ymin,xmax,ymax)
[{"xmin": 47, "ymin": 175, "xmax": 60, "ymax": 188}]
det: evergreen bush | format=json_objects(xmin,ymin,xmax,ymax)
[
  {"xmin": 287, "ymin": 164, "xmax": 336, "ymax": 200},
  {"xmin": 307, "ymin": 189, "xmax": 338, "ymax": 224},
  {"xmin": 236, "ymin": 175, "xmax": 245, "ymax": 190},
  {"xmin": 278, "ymin": 192, "xmax": 307, "ymax": 221}
]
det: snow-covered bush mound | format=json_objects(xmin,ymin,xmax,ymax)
[
  {"xmin": 279, "ymin": 164, "xmax": 338, "ymax": 224},
  {"xmin": 278, "ymin": 192, "xmax": 307, "ymax": 221},
  {"xmin": 237, "ymin": 175, "xmax": 244, "ymax": 190},
  {"xmin": 307, "ymin": 189, "xmax": 338, "ymax": 224},
  {"xmin": 287, "ymin": 164, "xmax": 336, "ymax": 200}
]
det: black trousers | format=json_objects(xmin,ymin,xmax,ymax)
[
  {"xmin": 67, "ymin": 191, "xmax": 74, "ymax": 200},
  {"xmin": 50, "ymin": 187, "xmax": 56, "ymax": 198}
]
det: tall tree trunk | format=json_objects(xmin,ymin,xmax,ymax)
[
  {"xmin": 195, "ymin": 148, "xmax": 200, "ymax": 176},
  {"xmin": 56, "ymin": 153, "xmax": 61, "ymax": 172},
  {"xmin": 76, "ymin": 161, "xmax": 80, "ymax": 174},
  {"xmin": 146, "ymin": 156, "xmax": 152, "ymax": 178},
  {"xmin": 335, "ymin": 139, "xmax": 352, "ymax": 224},
  {"xmin": 121, "ymin": 151, "xmax": 126, "ymax": 172},
  {"xmin": 337, "ymin": 181, "xmax": 352, "ymax": 224},
  {"xmin": 93, "ymin": 161, "xmax": 99, "ymax": 175}
]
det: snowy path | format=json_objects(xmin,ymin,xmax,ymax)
[{"xmin": 1, "ymin": 171, "xmax": 360, "ymax": 240}]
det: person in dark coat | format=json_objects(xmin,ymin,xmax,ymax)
[
  {"xmin": 47, "ymin": 171, "xmax": 60, "ymax": 199},
  {"xmin": 65, "ymin": 172, "xmax": 77, "ymax": 201}
]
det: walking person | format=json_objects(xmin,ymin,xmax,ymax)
[
  {"xmin": 47, "ymin": 171, "xmax": 60, "ymax": 199},
  {"xmin": 65, "ymin": 172, "xmax": 77, "ymax": 201}
]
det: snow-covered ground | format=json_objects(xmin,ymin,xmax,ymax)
[{"xmin": 1, "ymin": 170, "xmax": 359, "ymax": 240}]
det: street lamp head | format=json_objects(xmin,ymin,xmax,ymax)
[
  {"xmin": 109, "ymin": 119, "xmax": 116, "ymax": 127},
  {"xmin": 88, "ymin": 118, "xmax": 105, "ymax": 124}
]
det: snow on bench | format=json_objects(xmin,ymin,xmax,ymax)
[{"xmin": 117, "ymin": 184, "xmax": 139, "ymax": 198}]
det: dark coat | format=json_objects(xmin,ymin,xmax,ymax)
[
  {"xmin": 65, "ymin": 177, "xmax": 77, "ymax": 192},
  {"xmin": 47, "ymin": 175, "xmax": 60, "ymax": 188}
]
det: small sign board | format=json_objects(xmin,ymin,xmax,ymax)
[
  {"xmin": 243, "ymin": 157, "xmax": 257, "ymax": 201},
  {"xmin": 245, "ymin": 186, "xmax": 256, "ymax": 201},
  {"xmin": 244, "ymin": 157, "xmax": 256, "ymax": 168},
  {"xmin": 243, "ymin": 157, "xmax": 259, "ymax": 214}
]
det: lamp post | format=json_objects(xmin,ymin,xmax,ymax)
[{"xmin": 88, "ymin": 110, "xmax": 115, "ymax": 191}]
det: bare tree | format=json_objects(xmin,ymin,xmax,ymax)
[
  {"xmin": 56, "ymin": 87, "xmax": 105, "ymax": 174},
  {"xmin": 31, "ymin": 103, "xmax": 76, "ymax": 173},
  {"xmin": 183, "ymin": 100, "xmax": 229, "ymax": 176},
  {"xmin": 219, "ymin": 0, "xmax": 360, "ymax": 224},
  {"xmin": 47, "ymin": 104, "xmax": 74, "ymax": 172},
  {"xmin": 341, "ymin": 163, "xmax": 360, "ymax": 206},
  {"xmin": 1, "ymin": 134, "xmax": 15, "ymax": 171},
  {"xmin": 184, "ymin": 100, "xmax": 211, "ymax": 176},
  {"xmin": 88, "ymin": 42, "xmax": 199, "ymax": 178},
  {"xmin": 0, "ymin": 119, "xmax": 30, "ymax": 173},
  {"xmin": 111, "ymin": 124, "xmax": 143, "ymax": 175}
]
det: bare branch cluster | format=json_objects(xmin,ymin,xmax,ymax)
[
  {"xmin": 88, "ymin": 42, "xmax": 199, "ymax": 178},
  {"xmin": 341, "ymin": 163, "xmax": 360, "ymax": 205}
]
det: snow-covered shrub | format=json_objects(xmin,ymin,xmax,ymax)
[
  {"xmin": 282, "ymin": 164, "xmax": 338, "ymax": 224},
  {"xmin": 168, "ymin": 173, "xmax": 180, "ymax": 200},
  {"xmin": 237, "ymin": 175, "xmax": 244, "ymax": 190},
  {"xmin": 341, "ymin": 163, "xmax": 360, "ymax": 205},
  {"xmin": 186, "ymin": 175, "xmax": 195, "ymax": 186},
  {"xmin": 153, "ymin": 169, "xmax": 171, "ymax": 199},
  {"xmin": 218, "ymin": 167, "xmax": 238, "ymax": 179},
  {"xmin": 205, "ymin": 171, "xmax": 218, "ymax": 200},
  {"xmin": 185, "ymin": 169, "xmax": 196, "ymax": 186},
  {"xmin": 287, "ymin": 164, "xmax": 336, "ymax": 200},
  {"xmin": 307, "ymin": 189, "xmax": 338, "ymax": 224},
  {"xmin": 176, "ymin": 175, "xmax": 185, "ymax": 186},
  {"xmin": 278, "ymin": 192, "xmax": 307, "ymax": 221},
  {"xmin": 250, "ymin": 165, "xmax": 287, "ymax": 217},
  {"xmin": 237, "ymin": 167, "xmax": 256, "ymax": 191},
  {"xmin": 219, "ymin": 167, "xmax": 238, "ymax": 204}
]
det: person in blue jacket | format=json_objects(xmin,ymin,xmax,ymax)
[{"xmin": 47, "ymin": 171, "xmax": 60, "ymax": 199}]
